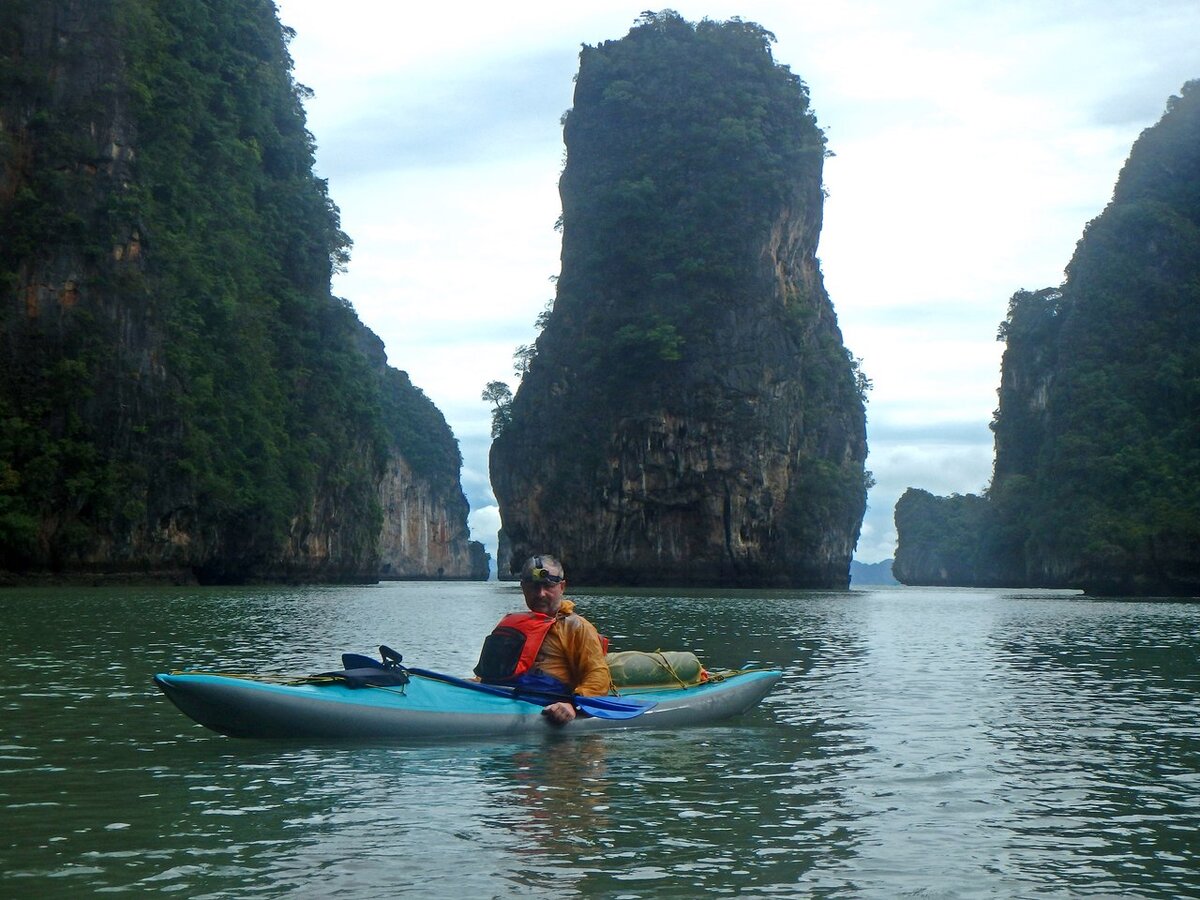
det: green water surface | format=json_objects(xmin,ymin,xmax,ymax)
[{"xmin": 1, "ymin": 582, "xmax": 1197, "ymax": 897}]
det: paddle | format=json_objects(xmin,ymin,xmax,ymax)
[{"xmin": 406, "ymin": 666, "xmax": 654, "ymax": 720}]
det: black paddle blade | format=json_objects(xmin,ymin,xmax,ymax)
[
  {"xmin": 379, "ymin": 645, "xmax": 404, "ymax": 668},
  {"xmin": 341, "ymin": 653, "xmax": 385, "ymax": 670}
]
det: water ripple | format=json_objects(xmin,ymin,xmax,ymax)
[{"xmin": 0, "ymin": 584, "xmax": 1196, "ymax": 897}]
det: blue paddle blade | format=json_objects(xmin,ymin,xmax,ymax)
[{"xmin": 572, "ymin": 694, "xmax": 655, "ymax": 719}]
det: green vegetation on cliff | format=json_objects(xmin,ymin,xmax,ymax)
[
  {"xmin": 894, "ymin": 81, "xmax": 1200, "ymax": 596},
  {"xmin": 555, "ymin": 11, "xmax": 829, "ymax": 391},
  {"xmin": 491, "ymin": 12, "xmax": 867, "ymax": 587},
  {"xmin": 0, "ymin": 0, "xmax": 465, "ymax": 580}
]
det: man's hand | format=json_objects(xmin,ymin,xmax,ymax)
[{"xmin": 541, "ymin": 701, "xmax": 577, "ymax": 725}]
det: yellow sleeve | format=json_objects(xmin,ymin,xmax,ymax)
[{"xmin": 556, "ymin": 614, "xmax": 613, "ymax": 697}]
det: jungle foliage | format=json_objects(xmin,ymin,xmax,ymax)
[
  {"xmin": 0, "ymin": 0, "xmax": 460, "ymax": 578},
  {"xmin": 549, "ymin": 10, "xmax": 829, "ymax": 392},
  {"xmin": 894, "ymin": 80, "xmax": 1200, "ymax": 595}
]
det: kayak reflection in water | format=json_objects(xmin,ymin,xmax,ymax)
[{"xmin": 474, "ymin": 554, "xmax": 613, "ymax": 725}]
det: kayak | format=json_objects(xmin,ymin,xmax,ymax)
[{"xmin": 153, "ymin": 664, "xmax": 782, "ymax": 740}]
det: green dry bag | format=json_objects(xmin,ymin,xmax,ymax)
[{"xmin": 606, "ymin": 650, "xmax": 705, "ymax": 688}]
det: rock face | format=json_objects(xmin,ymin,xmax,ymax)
[
  {"xmin": 895, "ymin": 81, "xmax": 1200, "ymax": 596},
  {"xmin": 489, "ymin": 14, "xmax": 868, "ymax": 588},
  {"xmin": 0, "ymin": 0, "xmax": 485, "ymax": 583},
  {"xmin": 376, "ymin": 453, "xmax": 488, "ymax": 580}
]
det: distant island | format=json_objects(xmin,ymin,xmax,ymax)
[{"xmin": 850, "ymin": 559, "xmax": 898, "ymax": 586}]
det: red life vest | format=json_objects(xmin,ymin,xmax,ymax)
[{"xmin": 473, "ymin": 612, "xmax": 556, "ymax": 682}]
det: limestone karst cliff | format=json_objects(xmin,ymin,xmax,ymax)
[
  {"xmin": 375, "ymin": 360, "xmax": 489, "ymax": 580},
  {"xmin": 489, "ymin": 13, "xmax": 868, "ymax": 588},
  {"xmin": 0, "ymin": 0, "xmax": 486, "ymax": 583},
  {"xmin": 894, "ymin": 80, "xmax": 1200, "ymax": 596}
]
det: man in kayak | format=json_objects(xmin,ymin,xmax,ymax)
[{"xmin": 474, "ymin": 554, "xmax": 612, "ymax": 725}]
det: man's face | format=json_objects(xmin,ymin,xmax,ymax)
[{"xmin": 521, "ymin": 577, "xmax": 565, "ymax": 616}]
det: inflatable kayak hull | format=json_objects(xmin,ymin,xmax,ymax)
[{"xmin": 153, "ymin": 668, "xmax": 782, "ymax": 740}]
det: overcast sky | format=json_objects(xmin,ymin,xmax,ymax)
[{"xmin": 272, "ymin": 0, "xmax": 1198, "ymax": 567}]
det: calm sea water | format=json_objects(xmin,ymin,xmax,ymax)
[{"xmin": 1, "ymin": 581, "xmax": 1197, "ymax": 898}]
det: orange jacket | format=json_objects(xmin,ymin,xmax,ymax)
[{"xmin": 534, "ymin": 599, "xmax": 612, "ymax": 697}]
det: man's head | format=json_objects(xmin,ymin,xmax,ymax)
[{"xmin": 519, "ymin": 554, "xmax": 566, "ymax": 616}]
